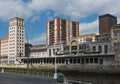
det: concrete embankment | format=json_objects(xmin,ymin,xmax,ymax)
[{"xmin": 1, "ymin": 64, "xmax": 120, "ymax": 76}]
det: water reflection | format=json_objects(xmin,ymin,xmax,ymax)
[{"xmin": 66, "ymin": 75, "xmax": 120, "ymax": 84}]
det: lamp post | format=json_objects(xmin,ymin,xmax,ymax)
[
  {"xmin": 26, "ymin": 45, "xmax": 31, "ymax": 76},
  {"xmin": 54, "ymin": 49, "xmax": 57, "ymax": 79},
  {"xmin": 27, "ymin": 53, "xmax": 29, "ymax": 75},
  {"xmin": 1, "ymin": 58, "xmax": 4, "ymax": 73},
  {"xmin": 53, "ymin": 41, "xmax": 63, "ymax": 79}
]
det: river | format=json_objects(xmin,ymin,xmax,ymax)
[{"xmin": 66, "ymin": 75, "xmax": 120, "ymax": 84}]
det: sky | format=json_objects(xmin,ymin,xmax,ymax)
[{"xmin": 0, "ymin": 0, "xmax": 120, "ymax": 45}]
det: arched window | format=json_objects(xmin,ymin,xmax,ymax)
[
  {"xmin": 93, "ymin": 46, "xmax": 96, "ymax": 52},
  {"xmin": 104, "ymin": 45, "xmax": 108, "ymax": 53}
]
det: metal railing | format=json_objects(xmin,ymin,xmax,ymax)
[
  {"xmin": 1, "ymin": 69, "xmax": 92, "ymax": 84},
  {"xmin": 63, "ymin": 74, "xmax": 92, "ymax": 84},
  {"xmin": 3, "ymin": 69, "xmax": 54, "ymax": 79}
]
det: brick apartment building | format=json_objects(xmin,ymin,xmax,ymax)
[{"xmin": 46, "ymin": 18, "xmax": 79, "ymax": 46}]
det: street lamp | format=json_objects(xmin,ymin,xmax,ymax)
[
  {"xmin": 53, "ymin": 42, "xmax": 63, "ymax": 79},
  {"xmin": 54, "ymin": 49, "xmax": 57, "ymax": 79},
  {"xmin": 1, "ymin": 58, "xmax": 4, "ymax": 73}
]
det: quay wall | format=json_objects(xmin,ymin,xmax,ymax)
[{"xmin": 1, "ymin": 64, "xmax": 120, "ymax": 75}]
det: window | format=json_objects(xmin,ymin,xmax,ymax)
[
  {"xmin": 98, "ymin": 45, "xmax": 102, "ymax": 53},
  {"xmin": 104, "ymin": 45, "xmax": 108, "ymax": 53},
  {"xmin": 94, "ymin": 58, "xmax": 98, "ymax": 63},
  {"xmin": 93, "ymin": 46, "xmax": 96, "ymax": 52},
  {"xmin": 71, "ymin": 46, "xmax": 77, "ymax": 50},
  {"xmin": 90, "ymin": 58, "xmax": 93, "ymax": 63}
]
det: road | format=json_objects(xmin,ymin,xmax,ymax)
[{"xmin": 0, "ymin": 73, "xmax": 58, "ymax": 84}]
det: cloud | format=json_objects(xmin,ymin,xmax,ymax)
[
  {"xmin": 0, "ymin": 0, "xmax": 120, "ymax": 21},
  {"xmin": 118, "ymin": 17, "xmax": 120, "ymax": 24},
  {"xmin": 29, "ymin": 33, "xmax": 46, "ymax": 45},
  {"xmin": 80, "ymin": 20, "xmax": 99, "ymax": 35},
  {"xmin": 0, "ymin": 0, "xmax": 32, "ymax": 21},
  {"xmin": 1, "ymin": 0, "xmax": 120, "ymax": 44},
  {"xmin": 0, "ymin": 1, "xmax": 119, "ymax": 26}
]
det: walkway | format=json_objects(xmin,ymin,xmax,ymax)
[{"xmin": 0, "ymin": 73, "xmax": 58, "ymax": 84}]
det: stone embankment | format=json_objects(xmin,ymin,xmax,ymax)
[{"xmin": 1, "ymin": 64, "xmax": 120, "ymax": 75}]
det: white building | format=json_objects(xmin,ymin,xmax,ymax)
[
  {"xmin": 1, "ymin": 36, "xmax": 9, "ymax": 64},
  {"xmin": 30, "ymin": 45, "xmax": 48, "ymax": 58},
  {"xmin": 78, "ymin": 33, "xmax": 96, "ymax": 43},
  {"xmin": 8, "ymin": 17, "xmax": 25, "ymax": 64}
]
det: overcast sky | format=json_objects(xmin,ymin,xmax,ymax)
[{"xmin": 0, "ymin": 0, "xmax": 120, "ymax": 45}]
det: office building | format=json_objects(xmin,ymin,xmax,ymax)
[
  {"xmin": 46, "ymin": 18, "xmax": 79, "ymax": 46},
  {"xmin": 8, "ymin": 17, "xmax": 25, "ymax": 64}
]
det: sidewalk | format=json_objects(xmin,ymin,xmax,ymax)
[{"xmin": 0, "ymin": 73, "xmax": 58, "ymax": 84}]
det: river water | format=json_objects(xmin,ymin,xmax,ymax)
[{"xmin": 66, "ymin": 75, "xmax": 120, "ymax": 84}]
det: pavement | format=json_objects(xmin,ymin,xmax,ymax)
[{"xmin": 0, "ymin": 73, "xmax": 58, "ymax": 84}]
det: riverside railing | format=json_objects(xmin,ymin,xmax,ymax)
[
  {"xmin": 1, "ymin": 69, "xmax": 92, "ymax": 84},
  {"xmin": 4, "ymin": 69, "xmax": 54, "ymax": 79},
  {"xmin": 62, "ymin": 74, "xmax": 92, "ymax": 84}
]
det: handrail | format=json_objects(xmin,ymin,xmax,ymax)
[{"xmin": 62, "ymin": 74, "xmax": 92, "ymax": 84}]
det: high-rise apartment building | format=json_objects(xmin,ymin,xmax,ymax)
[
  {"xmin": 0, "ymin": 36, "xmax": 9, "ymax": 64},
  {"xmin": 8, "ymin": 17, "xmax": 25, "ymax": 64},
  {"xmin": 99, "ymin": 14, "xmax": 117, "ymax": 35},
  {"xmin": 96, "ymin": 14, "xmax": 117, "ymax": 42},
  {"xmin": 46, "ymin": 18, "xmax": 79, "ymax": 46}
]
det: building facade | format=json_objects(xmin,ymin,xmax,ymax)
[
  {"xmin": 22, "ymin": 39, "xmax": 115, "ymax": 65},
  {"xmin": 96, "ymin": 14, "xmax": 117, "ymax": 42},
  {"xmin": 46, "ymin": 18, "xmax": 79, "ymax": 46},
  {"xmin": 8, "ymin": 17, "xmax": 25, "ymax": 64},
  {"xmin": 99, "ymin": 14, "xmax": 117, "ymax": 35},
  {"xmin": 30, "ymin": 45, "xmax": 48, "ymax": 58},
  {"xmin": 78, "ymin": 33, "xmax": 96, "ymax": 43},
  {"xmin": 0, "ymin": 36, "xmax": 9, "ymax": 64},
  {"xmin": 111, "ymin": 24, "xmax": 120, "ymax": 54}
]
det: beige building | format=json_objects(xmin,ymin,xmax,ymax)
[
  {"xmin": 1, "ymin": 36, "xmax": 9, "ymax": 64},
  {"xmin": 8, "ymin": 17, "xmax": 25, "ymax": 64},
  {"xmin": 78, "ymin": 33, "xmax": 96, "ymax": 43},
  {"xmin": 46, "ymin": 18, "xmax": 79, "ymax": 46}
]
